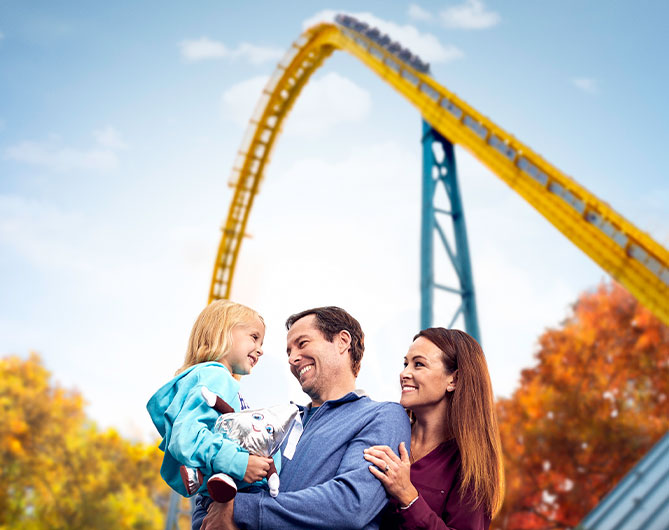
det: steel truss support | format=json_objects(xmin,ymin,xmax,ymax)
[
  {"xmin": 420, "ymin": 120, "xmax": 481, "ymax": 342},
  {"xmin": 164, "ymin": 492, "xmax": 194, "ymax": 530}
]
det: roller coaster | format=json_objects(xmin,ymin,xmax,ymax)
[
  {"xmin": 209, "ymin": 15, "xmax": 669, "ymax": 327},
  {"xmin": 166, "ymin": 17, "xmax": 669, "ymax": 526}
]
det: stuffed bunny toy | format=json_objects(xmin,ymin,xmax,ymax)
[{"xmin": 180, "ymin": 387, "xmax": 299, "ymax": 502}]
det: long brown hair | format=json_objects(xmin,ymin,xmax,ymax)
[{"xmin": 414, "ymin": 328, "xmax": 505, "ymax": 517}]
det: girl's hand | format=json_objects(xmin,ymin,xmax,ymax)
[
  {"xmin": 243, "ymin": 454, "xmax": 273, "ymax": 483},
  {"xmin": 364, "ymin": 442, "xmax": 418, "ymax": 507}
]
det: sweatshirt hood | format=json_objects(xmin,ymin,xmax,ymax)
[{"xmin": 146, "ymin": 362, "xmax": 234, "ymax": 437}]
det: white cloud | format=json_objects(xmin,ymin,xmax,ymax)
[
  {"xmin": 221, "ymin": 72, "xmax": 372, "ymax": 136},
  {"xmin": 234, "ymin": 43, "xmax": 284, "ymax": 65},
  {"xmin": 303, "ymin": 10, "xmax": 463, "ymax": 64},
  {"xmin": 220, "ymin": 75, "xmax": 269, "ymax": 127},
  {"xmin": 571, "ymin": 77, "xmax": 598, "ymax": 94},
  {"xmin": 4, "ymin": 128, "xmax": 127, "ymax": 172},
  {"xmin": 0, "ymin": 191, "xmax": 220, "ymax": 440},
  {"xmin": 408, "ymin": 4, "xmax": 433, "ymax": 22},
  {"xmin": 94, "ymin": 125, "xmax": 127, "ymax": 150},
  {"xmin": 179, "ymin": 37, "xmax": 282, "ymax": 65},
  {"xmin": 439, "ymin": 0, "xmax": 500, "ymax": 30},
  {"xmin": 179, "ymin": 37, "xmax": 227, "ymax": 60},
  {"xmin": 5, "ymin": 141, "xmax": 118, "ymax": 172},
  {"xmin": 0, "ymin": 194, "xmax": 90, "ymax": 271}
]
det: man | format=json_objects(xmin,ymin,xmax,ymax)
[{"xmin": 198, "ymin": 306, "xmax": 411, "ymax": 529}]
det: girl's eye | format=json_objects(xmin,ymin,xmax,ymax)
[
  {"xmin": 252, "ymin": 413, "xmax": 264, "ymax": 421},
  {"xmin": 402, "ymin": 362, "xmax": 408, "ymax": 367},
  {"xmin": 265, "ymin": 425, "xmax": 274, "ymax": 434}
]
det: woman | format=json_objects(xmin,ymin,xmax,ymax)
[{"xmin": 364, "ymin": 328, "xmax": 504, "ymax": 529}]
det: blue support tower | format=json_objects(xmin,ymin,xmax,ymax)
[
  {"xmin": 165, "ymin": 493, "xmax": 194, "ymax": 530},
  {"xmin": 420, "ymin": 120, "xmax": 481, "ymax": 343}
]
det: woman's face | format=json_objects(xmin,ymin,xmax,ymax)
[{"xmin": 399, "ymin": 336, "xmax": 455, "ymax": 410}]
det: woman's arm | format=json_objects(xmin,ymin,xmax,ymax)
[{"xmin": 364, "ymin": 443, "xmax": 489, "ymax": 530}]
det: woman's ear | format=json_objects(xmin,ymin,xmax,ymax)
[{"xmin": 446, "ymin": 369, "xmax": 458, "ymax": 393}]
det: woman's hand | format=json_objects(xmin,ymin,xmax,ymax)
[
  {"xmin": 201, "ymin": 500, "xmax": 238, "ymax": 530},
  {"xmin": 243, "ymin": 454, "xmax": 274, "ymax": 483},
  {"xmin": 364, "ymin": 442, "xmax": 418, "ymax": 507}
]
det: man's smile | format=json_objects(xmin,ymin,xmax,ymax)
[{"xmin": 298, "ymin": 365, "xmax": 314, "ymax": 381}]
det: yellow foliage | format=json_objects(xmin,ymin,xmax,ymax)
[{"xmin": 0, "ymin": 353, "xmax": 173, "ymax": 529}]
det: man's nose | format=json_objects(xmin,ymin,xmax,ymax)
[{"xmin": 288, "ymin": 350, "xmax": 301, "ymax": 365}]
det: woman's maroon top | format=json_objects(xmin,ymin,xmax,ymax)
[{"xmin": 380, "ymin": 439, "xmax": 491, "ymax": 530}]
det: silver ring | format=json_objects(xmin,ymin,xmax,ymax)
[{"xmin": 384, "ymin": 464, "xmax": 390, "ymax": 472}]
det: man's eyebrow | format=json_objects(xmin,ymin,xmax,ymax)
[{"xmin": 286, "ymin": 334, "xmax": 309, "ymax": 354}]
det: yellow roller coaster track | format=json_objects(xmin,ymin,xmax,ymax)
[{"xmin": 209, "ymin": 19, "xmax": 669, "ymax": 326}]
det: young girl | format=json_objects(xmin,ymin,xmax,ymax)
[{"xmin": 147, "ymin": 300, "xmax": 274, "ymax": 500}]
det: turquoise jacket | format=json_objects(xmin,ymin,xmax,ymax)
[{"xmin": 147, "ymin": 362, "xmax": 250, "ymax": 496}]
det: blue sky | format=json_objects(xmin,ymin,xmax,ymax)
[{"xmin": 2, "ymin": 1, "xmax": 667, "ymax": 439}]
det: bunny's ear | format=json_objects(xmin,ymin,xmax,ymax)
[
  {"xmin": 201, "ymin": 386, "xmax": 218, "ymax": 407},
  {"xmin": 200, "ymin": 386, "xmax": 235, "ymax": 414}
]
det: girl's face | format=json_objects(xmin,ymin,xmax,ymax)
[
  {"xmin": 222, "ymin": 316, "xmax": 265, "ymax": 376},
  {"xmin": 399, "ymin": 336, "xmax": 454, "ymax": 411}
]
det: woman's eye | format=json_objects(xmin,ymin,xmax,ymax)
[{"xmin": 415, "ymin": 362, "xmax": 424, "ymax": 367}]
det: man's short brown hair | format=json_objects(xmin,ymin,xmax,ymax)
[{"xmin": 286, "ymin": 306, "xmax": 365, "ymax": 377}]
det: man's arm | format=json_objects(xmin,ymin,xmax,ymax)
[{"xmin": 233, "ymin": 403, "xmax": 411, "ymax": 529}]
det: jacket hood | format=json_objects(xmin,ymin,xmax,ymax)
[{"xmin": 146, "ymin": 362, "xmax": 231, "ymax": 437}]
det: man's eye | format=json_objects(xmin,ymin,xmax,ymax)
[{"xmin": 299, "ymin": 341, "xmax": 307, "ymax": 348}]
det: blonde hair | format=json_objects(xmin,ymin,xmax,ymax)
[{"xmin": 175, "ymin": 300, "xmax": 264, "ymax": 375}]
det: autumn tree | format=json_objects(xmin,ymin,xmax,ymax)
[
  {"xmin": 0, "ymin": 353, "xmax": 179, "ymax": 530},
  {"xmin": 494, "ymin": 282, "xmax": 669, "ymax": 529}
]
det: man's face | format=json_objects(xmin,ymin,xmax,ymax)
[{"xmin": 286, "ymin": 314, "xmax": 344, "ymax": 402}]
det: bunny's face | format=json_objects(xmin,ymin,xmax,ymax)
[{"xmin": 214, "ymin": 404, "xmax": 299, "ymax": 457}]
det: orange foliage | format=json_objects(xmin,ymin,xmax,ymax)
[
  {"xmin": 0, "ymin": 353, "xmax": 177, "ymax": 529},
  {"xmin": 494, "ymin": 282, "xmax": 669, "ymax": 529}
]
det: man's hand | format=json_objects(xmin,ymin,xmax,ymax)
[
  {"xmin": 243, "ymin": 454, "xmax": 273, "ymax": 483},
  {"xmin": 201, "ymin": 500, "xmax": 238, "ymax": 530}
]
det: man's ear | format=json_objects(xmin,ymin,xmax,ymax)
[{"xmin": 336, "ymin": 330, "xmax": 352, "ymax": 355}]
